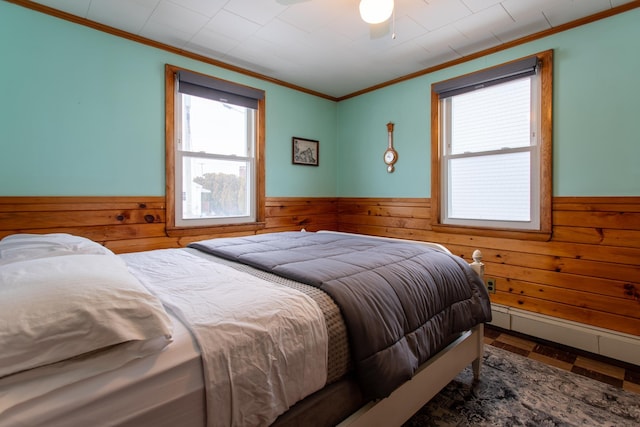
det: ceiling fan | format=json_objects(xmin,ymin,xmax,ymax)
[{"xmin": 275, "ymin": 0, "xmax": 396, "ymax": 39}]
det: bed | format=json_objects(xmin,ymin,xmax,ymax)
[{"xmin": 0, "ymin": 230, "xmax": 491, "ymax": 427}]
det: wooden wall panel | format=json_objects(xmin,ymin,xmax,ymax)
[
  {"xmin": 0, "ymin": 196, "xmax": 338, "ymax": 253},
  {"xmin": 0, "ymin": 197, "xmax": 170, "ymax": 250},
  {"xmin": 264, "ymin": 197, "xmax": 338, "ymax": 232},
  {"xmin": 337, "ymin": 197, "xmax": 640, "ymax": 337},
  {"xmin": 1, "ymin": 195, "xmax": 637, "ymax": 336}
]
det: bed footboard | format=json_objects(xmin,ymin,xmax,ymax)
[
  {"xmin": 337, "ymin": 247, "xmax": 487, "ymax": 427},
  {"xmin": 337, "ymin": 324, "xmax": 484, "ymax": 427}
]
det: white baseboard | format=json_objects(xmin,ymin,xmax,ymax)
[{"xmin": 489, "ymin": 304, "xmax": 640, "ymax": 366}]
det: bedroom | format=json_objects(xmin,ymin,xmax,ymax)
[{"xmin": 0, "ymin": 0, "xmax": 639, "ymax": 425}]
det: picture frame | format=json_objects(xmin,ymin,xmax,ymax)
[{"xmin": 292, "ymin": 137, "xmax": 319, "ymax": 166}]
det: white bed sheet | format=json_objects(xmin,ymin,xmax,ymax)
[
  {"xmin": 1, "ymin": 247, "xmax": 329, "ymax": 427},
  {"xmin": 0, "ymin": 312, "xmax": 205, "ymax": 427},
  {"xmin": 123, "ymin": 248, "xmax": 328, "ymax": 427}
]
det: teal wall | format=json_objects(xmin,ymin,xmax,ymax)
[
  {"xmin": 0, "ymin": 1, "xmax": 337, "ymax": 197},
  {"xmin": 1, "ymin": 2, "xmax": 638, "ymax": 198},
  {"xmin": 338, "ymin": 7, "xmax": 640, "ymax": 197}
]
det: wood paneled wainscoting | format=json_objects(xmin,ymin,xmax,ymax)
[
  {"xmin": 0, "ymin": 196, "xmax": 338, "ymax": 253},
  {"xmin": 0, "ymin": 197, "xmax": 173, "ymax": 252},
  {"xmin": 338, "ymin": 196, "xmax": 640, "ymax": 364},
  {"xmin": 1, "ymin": 195, "xmax": 638, "ymax": 361}
]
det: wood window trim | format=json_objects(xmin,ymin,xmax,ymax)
[
  {"xmin": 430, "ymin": 50, "xmax": 553, "ymax": 242},
  {"xmin": 164, "ymin": 64, "xmax": 266, "ymax": 237}
]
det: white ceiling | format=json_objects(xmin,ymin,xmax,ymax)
[{"xmin": 29, "ymin": 0, "xmax": 635, "ymax": 98}]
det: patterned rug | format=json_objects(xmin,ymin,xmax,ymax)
[{"xmin": 404, "ymin": 345, "xmax": 640, "ymax": 427}]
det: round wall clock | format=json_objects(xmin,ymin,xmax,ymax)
[{"xmin": 383, "ymin": 122, "xmax": 397, "ymax": 173}]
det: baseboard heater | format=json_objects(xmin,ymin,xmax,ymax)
[{"xmin": 489, "ymin": 304, "xmax": 640, "ymax": 366}]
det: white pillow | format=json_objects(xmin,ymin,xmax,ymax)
[
  {"xmin": 0, "ymin": 254, "xmax": 173, "ymax": 378},
  {"xmin": 0, "ymin": 233, "xmax": 114, "ymax": 265}
]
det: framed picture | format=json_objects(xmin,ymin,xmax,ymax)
[{"xmin": 292, "ymin": 137, "xmax": 319, "ymax": 166}]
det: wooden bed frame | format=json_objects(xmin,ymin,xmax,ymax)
[
  {"xmin": 293, "ymin": 234, "xmax": 486, "ymax": 426},
  {"xmin": 337, "ymin": 242, "xmax": 486, "ymax": 427},
  {"xmin": 0, "ymin": 223, "xmax": 488, "ymax": 427},
  {"xmin": 338, "ymin": 324, "xmax": 484, "ymax": 427}
]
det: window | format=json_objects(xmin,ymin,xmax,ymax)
[
  {"xmin": 431, "ymin": 51, "xmax": 553, "ymax": 240},
  {"xmin": 165, "ymin": 65, "xmax": 265, "ymax": 232}
]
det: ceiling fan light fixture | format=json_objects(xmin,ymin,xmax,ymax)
[{"xmin": 359, "ymin": 0, "xmax": 394, "ymax": 24}]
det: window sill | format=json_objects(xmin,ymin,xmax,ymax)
[{"xmin": 431, "ymin": 223, "xmax": 551, "ymax": 242}]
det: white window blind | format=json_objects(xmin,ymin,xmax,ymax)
[
  {"xmin": 436, "ymin": 58, "xmax": 541, "ymax": 230},
  {"xmin": 174, "ymin": 71, "xmax": 262, "ymax": 227}
]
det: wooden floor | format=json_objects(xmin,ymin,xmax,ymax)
[{"xmin": 484, "ymin": 325, "xmax": 640, "ymax": 395}]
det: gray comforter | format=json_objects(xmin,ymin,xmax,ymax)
[{"xmin": 189, "ymin": 231, "xmax": 492, "ymax": 399}]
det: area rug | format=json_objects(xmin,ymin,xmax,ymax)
[{"xmin": 404, "ymin": 345, "xmax": 640, "ymax": 427}]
